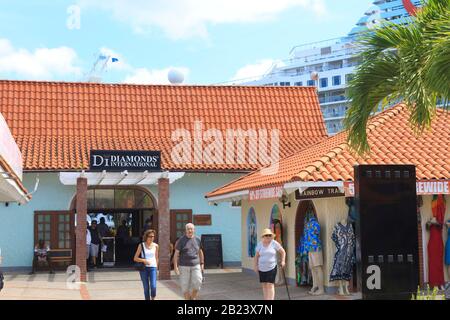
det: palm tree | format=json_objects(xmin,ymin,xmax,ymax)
[{"xmin": 344, "ymin": 0, "xmax": 450, "ymax": 155}]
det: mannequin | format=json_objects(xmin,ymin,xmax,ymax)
[
  {"xmin": 330, "ymin": 216, "xmax": 356, "ymax": 296},
  {"xmin": 308, "ymin": 251, "xmax": 324, "ymax": 295},
  {"xmin": 338, "ymin": 219, "xmax": 350, "ymax": 295},
  {"xmin": 303, "ymin": 213, "xmax": 324, "ymax": 295}
]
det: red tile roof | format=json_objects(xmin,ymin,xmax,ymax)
[
  {"xmin": 206, "ymin": 104, "xmax": 450, "ymax": 198},
  {"xmin": 0, "ymin": 80, "xmax": 327, "ymax": 171}
]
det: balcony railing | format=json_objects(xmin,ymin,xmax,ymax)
[{"xmin": 319, "ymin": 95, "xmax": 347, "ymax": 104}]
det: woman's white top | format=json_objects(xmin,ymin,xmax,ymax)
[
  {"xmin": 256, "ymin": 240, "xmax": 282, "ymax": 272},
  {"xmin": 142, "ymin": 242, "xmax": 157, "ymax": 268}
]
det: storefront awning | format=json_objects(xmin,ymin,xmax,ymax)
[
  {"xmin": 0, "ymin": 113, "xmax": 29, "ymax": 204},
  {"xmin": 58, "ymin": 171, "xmax": 185, "ymax": 186}
]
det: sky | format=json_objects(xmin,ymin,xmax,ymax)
[{"xmin": 0, "ymin": 0, "xmax": 374, "ymax": 85}]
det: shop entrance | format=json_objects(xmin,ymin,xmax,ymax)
[
  {"xmin": 71, "ymin": 186, "xmax": 157, "ymax": 267},
  {"xmin": 294, "ymin": 200, "xmax": 317, "ymax": 287}
]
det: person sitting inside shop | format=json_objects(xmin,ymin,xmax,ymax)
[{"xmin": 30, "ymin": 239, "xmax": 54, "ymax": 274}]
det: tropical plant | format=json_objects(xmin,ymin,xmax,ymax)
[
  {"xmin": 411, "ymin": 285, "xmax": 445, "ymax": 300},
  {"xmin": 344, "ymin": 0, "xmax": 450, "ymax": 154}
]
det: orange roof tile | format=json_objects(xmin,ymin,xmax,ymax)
[
  {"xmin": 0, "ymin": 80, "xmax": 327, "ymax": 171},
  {"xmin": 206, "ymin": 104, "xmax": 450, "ymax": 198}
]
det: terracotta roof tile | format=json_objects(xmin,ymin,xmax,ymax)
[
  {"xmin": 0, "ymin": 80, "xmax": 327, "ymax": 171},
  {"xmin": 207, "ymin": 104, "xmax": 450, "ymax": 198}
]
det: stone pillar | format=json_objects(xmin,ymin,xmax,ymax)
[
  {"xmin": 76, "ymin": 177, "xmax": 87, "ymax": 282},
  {"xmin": 158, "ymin": 177, "xmax": 170, "ymax": 280}
]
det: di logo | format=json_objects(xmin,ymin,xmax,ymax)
[{"xmin": 366, "ymin": 265, "xmax": 381, "ymax": 290}]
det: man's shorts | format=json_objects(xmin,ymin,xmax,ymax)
[
  {"xmin": 179, "ymin": 265, "xmax": 203, "ymax": 293},
  {"xmin": 90, "ymin": 243, "xmax": 99, "ymax": 257}
]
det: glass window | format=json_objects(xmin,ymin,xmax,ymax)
[
  {"xmin": 346, "ymin": 74, "xmax": 354, "ymax": 83},
  {"xmin": 294, "ymin": 81, "xmax": 303, "ymax": 86},
  {"xmin": 332, "ymin": 75, "xmax": 341, "ymax": 86},
  {"xmin": 320, "ymin": 78, "xmax": 328, "ymax": 88},
  {"xmin": 135, "ymin": 190, "xmax": 153, "ymax": 208},
  {"xmin": 95, "ymin": 189, "xmax": 114, "ymax": 208},
  {"xmin": 115, "ymin": 189, "xmax": 135, "ymax": 208},
  {"xmin": 87, "ymin": 190, "xmax": 95, "ymax": 209},
  {"xmin": 307, "ymin": 80, "xmax": 315, "ymax": 86}
]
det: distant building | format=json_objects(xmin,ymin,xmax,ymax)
[{"xmin": 240, "ymin": 0, "xmax": 422, "ymax": 135}]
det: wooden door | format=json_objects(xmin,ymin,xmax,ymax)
[
  {"xmin": 170, "ymin": 210, "xmax": 193, "ymax": 244},
  {"xmin": 34, "ymin": 211, "xmax": 75, "ymax": 250}
]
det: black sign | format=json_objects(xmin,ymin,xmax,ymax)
[
  {"xmin": 201, "ymin": 234, "xmax": 223, "ymax": 269},
  {"xmin": 89, "ymin": 150, "xmax": 161, "ymax": 172},
  {"xmin": 295, "ymin": 187, "xmax": 344, "ymax": 200},
  {"xmin": 355, "ymin": 165, "xmax": 419, "ymax": 300}
]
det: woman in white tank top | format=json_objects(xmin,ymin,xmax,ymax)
[{"xmin": 134, "ymin": 229, "xmax": 159, "ymax": 300}]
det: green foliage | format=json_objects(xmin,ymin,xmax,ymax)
[
  {"xmin": 344, "ymin": 0, "xmax": 450, "ymax": 155},
  {"xmin": 411, "ymin": 285, "xmax": 445, "ymax": 300}
]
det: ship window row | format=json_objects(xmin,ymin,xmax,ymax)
[{"xmin": 264, "ymin": 74, "xmax": 354, "ymax": 88}]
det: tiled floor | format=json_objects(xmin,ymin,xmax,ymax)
[{"xmin": 0, "ymin": 268, "xmax": 361, "ymax": 300}]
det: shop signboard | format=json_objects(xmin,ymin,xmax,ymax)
[
  {"xmin": 355, "ymin": 165, "xmax": 419, "ymax": 300},
  {"xmin": 249, "ymin": 186, "xmax": 283, "ymax": 201},
  {"xmin": 201, "ymin": 234, "xmax": 223, "ymax": 269},
  {"xmin": 89, "ymin": 150, "xmax": 161, "ymax": 172},
  {"xmin": 295, "ymin": 187, "xmax": 344, "ymax": 200},
  {"xmin": 193, "ymin": 214, "xmax": 212, "ymax": 226},
  {"xmin": 345, "ymin": 180, "xmax": 450, "ymax": 197}
]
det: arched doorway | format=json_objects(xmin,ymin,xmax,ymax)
[
  {"xmin": 295, "ymin": 200, "xmax": 318, "ymax": 287},
  {"xmin": 71, "ymin": 186, "xmax": 157, "ymax": 266}
]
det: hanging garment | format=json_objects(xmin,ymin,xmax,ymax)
[
  {"xmin": 446, "ymin": 221, "xmax": 450, "ymax": 266},
  {"xmin": 428, "ymin": 195, "xmax": 446, "ymax": 287},
  {"xmin": 299, "ymin": 216, "xmax": 322, "ymax": 255},
  {"xmin": 296, "ymin": 212, "xmax": 318, "ymax": 286},
  {"xmin": 330, "ymin": 222, "xmax": 356, "ymax": 282}
]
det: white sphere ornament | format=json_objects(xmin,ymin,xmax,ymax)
[
  {"xmin": 168, "ymin": 68, "xmax": 185, "ymax": 84},
  {"xmin": 310, "ymin": 71, "xmax": 319, "ymax": 81}
]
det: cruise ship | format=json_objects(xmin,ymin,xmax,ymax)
[{"xmin": 240, "ymin": 0, "xmax": 423, "ymax": 135}]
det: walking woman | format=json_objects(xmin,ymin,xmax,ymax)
[
  {"xmin": 134, "ymin": 229, "xmax": 159, "ymax": 300},
  {"xmin": 254, "ymin": 228, "xmax": 286, "ymax": 300}
]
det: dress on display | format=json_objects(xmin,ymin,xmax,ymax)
[
  {"xmin": 296, "ymin": 212, "xmax": 322, "ymax": 285},
  {"xmin": 427, "ymin": 195, "xmax": 445, "ymax": 288},
  {"xmin": 330, "ymin": 222, "xmax": 356, "ymax": 281}
]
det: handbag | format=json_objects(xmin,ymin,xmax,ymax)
[{"xmin": 134, "ymin": 243, "xmax": 146, "ymax": 271}]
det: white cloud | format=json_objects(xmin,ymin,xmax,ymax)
[
  {"xmin": 78, "ymin": 0, "xmax": 327, "ymax": 39},
  {"xmin": 124, "ymin": 67, "xmax": 190, "ymax": 84},
  {"xmin": 0, "ymin": 38, "xmax": 81, "ymax": 79},
  {"xmin": 231, "ymin": 59, "xmax": 277, "ymax": 83}
]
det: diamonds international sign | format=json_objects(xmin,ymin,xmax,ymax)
[{"xmin": 89, "ymin": 150, "xmax": 161, "ymax": 172}]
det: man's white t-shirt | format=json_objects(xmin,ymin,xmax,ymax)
[{"xmin": 256, "ymin": 240, "xmax": 282, "ymax": 272}]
